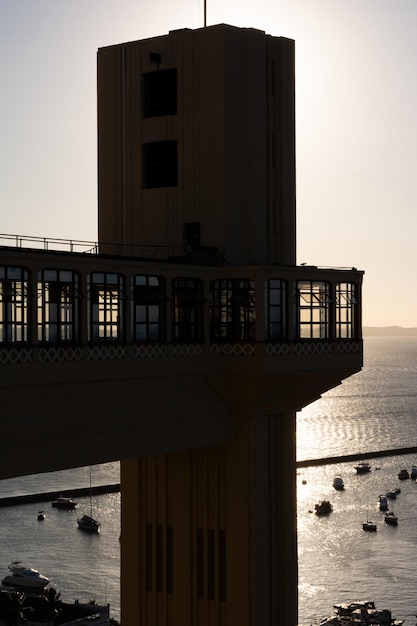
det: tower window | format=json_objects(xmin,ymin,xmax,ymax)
[
  {"xmin": 143, "ymin": 69, "xmax": 177, "ymax": 118},
  {"xmin": 143, "ymin": 140, "xmax": 178, "ymax": 189}
]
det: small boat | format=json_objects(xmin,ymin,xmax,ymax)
[
  {"xmin": 331, "ymin": 602, "xmax": 404, "ymax": 626},
  {"xmin": 334, "ymin": 600, "xmax": 376, "ymax": 615},
  {"xmin": 384, "ymin": 511, "xmax": 398, "ymax": 526},
  {"xmin": 378, "ymin": 495, "xmax": 388, "ymax": 510},
  {"xmin": 37, "ymin": 510, "xmax": 45, "ymax": 521},
  {"xmin": 354, "ymin": 461, "xmax": 371, "ymax": 474},
  {"xmin": 386, "ymin": 490, "xmax": 397, "ymax": 499},
  {"xmin": 2, "ymin": 562, "xmax": 50, "ymax": 589},
  {"xmin": 333, "ymin": 476, "xmax": 345, "ymax": 490},
  {"xmin": 398, "ymin": 468, "xmax": 409, "ymax": 480},
  {"xmin": 411, "ymin": 465, "xmax": 417, "ymax": 479},
  {"xmin": 315, "ymin": 500, "xmax": 333, "ymax": 516},
  {"xmin": 363, "ymin": 499, "xmax": 377, "ymax": 531},
  {"xmin": 51, "ymin": 496, "xmax": 77, "ymax": 509}
]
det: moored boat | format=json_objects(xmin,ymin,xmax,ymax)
[
  {"xmin": 398, "ymin": 468, "xmax": 409, "ymax": 480},
  {"xmin": 362, "ymin": 520, "xmax": 377, "ymax": 532},
  {"xmin": 315, "ymin": 500, "xmax": 333, "ymax": 516},
  {"xmin": 384, "ymin": 511, "xmax": 398, "ymax": 526},
  {"xmin": 77, "ymin": 514, "xmax": 100, "ymax": 533},
  {"xmin": 329, "ymin": 600, "xmax": 404, "ymax": 626},
  {"xmin": 77, "ymin": 467, "xmax": 100, "ymax": 532},
  {"xmin": 333, "ymin": 476, "xmax": 345, "ymax": 490},
  {"xmin": 2, "ymin": 562, "xmax": 50, "ymax": 589},
  {"xmin": 378, "ymin": 495, "xmax": 388, "ymax": 510},
  {"xmin": 51, "ymin": 496, "xmax": 77, "ymax": 509},
  {"xmin": 411, "ymin": 465, "xmax": 417, "ymax": 479},
  {"xmin": 354, "ymin": 461, "xmax": 371, "ymax": 474}
]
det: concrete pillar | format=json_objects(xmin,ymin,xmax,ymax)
[{"xmin": 120, "ymin": 411, "xmax": 298, "ymax": 626}]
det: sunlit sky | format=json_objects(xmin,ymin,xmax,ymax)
[{"xmin": 1, "ymin": 0, "xmax": 416, "ymax": 327}]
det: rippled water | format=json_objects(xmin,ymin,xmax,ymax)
[
  {"xmin": 1, "ymin": 337, "xmax": 416, "ymax": 625},
  {"xmin": 0, "ymin": 463, "xmax": 121, "ymax": 622},
  {"xmin": 297, "ymin": 337, "xmax": 417, "ymax": 624}
]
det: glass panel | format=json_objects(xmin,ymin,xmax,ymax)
[
  {"xmin": 88, "ymin": 273, "xmax": 123, "ymax": 342},
  {"xmin": 0, "ymin": 267, "xmax": 28, "ymax": 343},
  {"xmin": 37, "ymin": 270, "xmax": 79, "ymax": 343},
  {"xmin": 132, "ymin": 275, "xmax": 164, "ymax": 342},
  {"xmin": 296, "ymin": 280, "xmax": 329, "ymax": 339}
]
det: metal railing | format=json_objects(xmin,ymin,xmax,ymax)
[
  {"xmin": 0, "ymin": 233, "xmax": 99, "ymax": 254},
  {"xmin": 0, "ymin": 233, "xmax": 186, "ymax": 259}
]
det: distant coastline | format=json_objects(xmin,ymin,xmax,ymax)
[{"xmin": 363, "ymin": 326, "xmax": 417, "ymax": 336}]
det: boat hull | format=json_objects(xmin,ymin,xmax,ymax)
[
  {"xmin": 78, "ymin": 515, "xmax": 100, "ymax": 532},
  {"xmin": 51, "ymin": 497, "xmax": 77, "ymax": 509},
  {"xmin": 2, "ymin": 574, "xmax": 49, "ymax": 589}
]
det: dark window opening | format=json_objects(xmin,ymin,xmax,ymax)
[
  {"xmin": 156, "ymin": 523, "xmax": 163, "ymax": 593},
  {"xmin": 219, "ymin": 530, "xmax": 226, "ymax": 601},
  {"xmin": 265, "ymin": 278, "xmax": 287, "ymax": 340},
  {"xmin": 166, "ymin": 525, "xmax": 173, "ymax": 595},
  {"xmin": 196, "ymin": 528, "xmax": 227, "ymax": 602},
  {"xmin": 210, "ymin": 278, "xmax": 255, "ymax": 342},
  {"xmin": 208, "ymin": 529, "xmax": 215, "ymax": 600},
  {"xmin": 143, "ymin": 140, "xmax": 178, "ymax": 189},
  {"xmin": 146, "ymin": 523, "xmax": 152, "ymax": 592},
  {"xmin": 173, "ymin": 278, "xmax": 203, "ymax": 342},
  {"xmin": 143, "ymin": 69, "xmax": 177, "ymax": 118},
  {"xmin": 132, "ymin": 275, "xmax": 165, "ymax": 342},
  {"xmin": 197, "ymin": 528, "xmax": 204, "ymax": 599}
]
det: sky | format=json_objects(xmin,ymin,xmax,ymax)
[{"xmin": 1, "ymin": 0, "xmax": 417, "ymax": 327}]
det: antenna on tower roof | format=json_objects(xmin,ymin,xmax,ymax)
[{"xmin": 204, "ymin": 0, "xmax": 207, "ymax": 27}]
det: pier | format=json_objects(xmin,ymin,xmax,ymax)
[
  {"xmin": 0, "ymin": 483, "xmax": 120, "ymax": 507},
  {"xmin": 296, "ymin": 446, "xmax": 417, "ymax": 468}
]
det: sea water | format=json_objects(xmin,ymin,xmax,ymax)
[
  {"xmin": 1, "ymin": 337, "xmax": 416, "ymax": 624},
  {"xmin": 297, "ymin": 337, "xmax": 417, "ymax": 624}
]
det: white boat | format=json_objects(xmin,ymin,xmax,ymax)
[
  {"xmin": 2, "ymin": 562, "xmax": 50, "ymax": 589},
  {"xmin": 333, "ymin": 476, "xmax": 345, "ymax": 490},
  {"xmin": 51, "ymin": 495, "xmax": 77, "ymax": 509}
]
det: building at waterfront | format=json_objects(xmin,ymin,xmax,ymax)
[
  {"xmin": 96, "ymin": 24, "xmax": 363, "ymax": 626},
  {"xmin": 0, "ymin": 21, "xmax": 362, "ymax": 626}
]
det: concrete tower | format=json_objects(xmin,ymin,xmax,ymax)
[{"xmin": 96, "ymin": 24, "xmax": 363, "ymax": 626}]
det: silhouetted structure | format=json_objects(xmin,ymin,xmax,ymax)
[{"xmin": 97, "ymin": 24, "xmax": 363, "ymax": 626}]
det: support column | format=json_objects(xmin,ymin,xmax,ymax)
[
  {"xmin": 252, "ymin": 412, "xmax": 298, "ymax": 626},
  {"xmin": 120, "ymin": 411, "xmax": 298, "ymax": 626}
]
